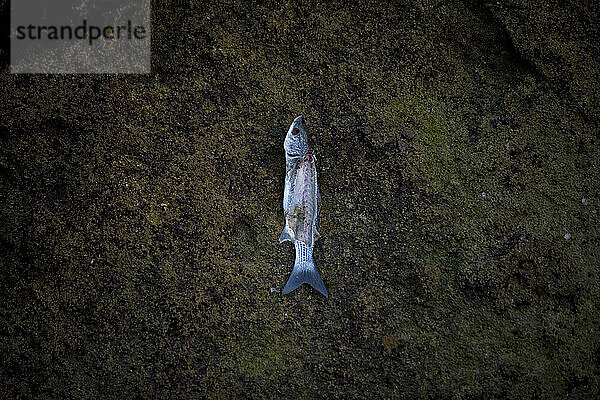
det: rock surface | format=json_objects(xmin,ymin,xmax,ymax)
[{"xmin": 1, "ymin": 0, "xmax": 599, "ymax": 398}]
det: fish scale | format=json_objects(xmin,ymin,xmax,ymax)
[{"xmin": 294, "ymin": 241, "xmax": 313, "ymax": 268}]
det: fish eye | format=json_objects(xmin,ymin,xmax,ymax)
[{"xmin": 292, "ymin": 128, "xmax": 299, "ymax": 135}]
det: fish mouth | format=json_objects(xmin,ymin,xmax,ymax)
[{"xmin": 287, "ymin": 152, "xmax": 300, "ymax": 157}]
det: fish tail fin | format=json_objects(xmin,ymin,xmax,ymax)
[{"xmin": 282, "ymin": 257, "xmax": 328, "ymax": 298}]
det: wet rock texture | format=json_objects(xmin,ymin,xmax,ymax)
[{"xmin": 1, "ymin": 0, "xmax": 599, "ymax": 398}]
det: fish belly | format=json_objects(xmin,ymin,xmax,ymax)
[{"xmin": 289, "ymin": 157, "xmax": 317, "ymax": 247}]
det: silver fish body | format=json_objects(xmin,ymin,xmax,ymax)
[{"xmin": 279, "ymin": 116, "xmax": 328, "ymax": 298}]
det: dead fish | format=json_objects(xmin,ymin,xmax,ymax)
[{"xmin": 279, "ymin": 116, "xmax": 328, "ymax": 298}]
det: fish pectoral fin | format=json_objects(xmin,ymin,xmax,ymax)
[{"xmin": 279, "ymin": 226, "xmax": 294, "ymax": 243}]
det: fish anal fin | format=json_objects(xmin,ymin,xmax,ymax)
[{"xmin": 279, "ymin": 226, "xmax": 294, "ymax": 243}]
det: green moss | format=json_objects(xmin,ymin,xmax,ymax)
[
  {"xmin": 382, "ymin": 335, "xmax": 399, "ymax": 354},
  {"xmin": 228, "ymin": 331, "xmax": 295, "ymax": 383},
  {"xmin": 384, "ymin": 92, "xmax": 463, "ymax": 193}
]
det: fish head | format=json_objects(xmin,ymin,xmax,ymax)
[{"xmin": 284, "ymin": 115, "xmax": 309, "ymax": 161}]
